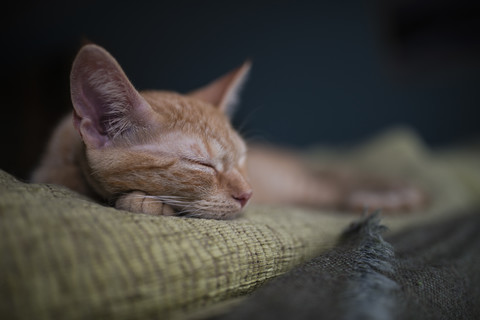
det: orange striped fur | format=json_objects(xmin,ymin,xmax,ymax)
[{"xmin": 32, "ymin": 44, "xmax": 425, "ymax": 219}]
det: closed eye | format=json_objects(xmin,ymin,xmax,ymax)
[
  {"xmin": 181, "ymin": 157, "xmax": 216, "ymax": 172},
  {"xmin": 195, "ymin": 161, "xmax": 216, "ymax": 170}
]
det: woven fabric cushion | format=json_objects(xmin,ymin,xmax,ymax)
[
  {"xmin": 1, "ymin": 129, "xmax": 479, "ymax": 320},
  {"xmin": 0, "ymin": 170, "xmax": 349, "ymax": 320}
]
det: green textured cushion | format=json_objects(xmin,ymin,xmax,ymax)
[
  {"xmin": 0, "ymin": 171, "xmax": 350, "ymax": 320},
  {"xmin": 1, "ymin": 128, "xmax": 479, "ymax": 320}
]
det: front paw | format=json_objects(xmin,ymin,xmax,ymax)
[
  {"xmin": 344, "ymin": 185, "xmax": 427, "ymax": 212},
  {"xmin": 115, "ymin": 191, "xmax": 176, "ymax": 216}
]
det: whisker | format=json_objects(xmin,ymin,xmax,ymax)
[
  {"xmin": 234, "ymin": 105, "xmax": 264, "ymax": 137},
  {"xmin": 115, "ymin": 192, "xmax": 237, "ymax": 218}
]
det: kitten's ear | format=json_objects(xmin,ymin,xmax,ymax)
[
  {"xmin": 188, "ymin": 61, "xmax": 251, "ymax": 118},
  {"xmin": 70, "ymin": 44, "xmax": 152, "ymax": 148}
]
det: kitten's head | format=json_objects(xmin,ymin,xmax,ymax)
[{"xmin": 70, "ymin": 44, "xmax": 252, "ymax": 219}]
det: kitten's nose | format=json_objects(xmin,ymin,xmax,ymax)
[{"xmin": 233, "ymin": 191, "xmax": 253, "ymax": 208}]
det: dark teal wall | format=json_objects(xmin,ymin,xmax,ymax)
[{"xmin": 2, "ymin": 0, "xmax": 480, "ymax": 177}]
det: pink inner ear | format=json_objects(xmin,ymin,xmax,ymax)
[
  {"xmin": 72, "ymin": 106, "xmax": 106, "ymax": 148},
  {"xmin": 77, "ymin": 82, "xmax": 112, "ymax": 135},
  {"xmin": 78, "ymin": 117, "xmax": 109, "ymax": 148},
  {"xmin": 70, "ymin": 44, "xmax": 151, "ymax": 148}
]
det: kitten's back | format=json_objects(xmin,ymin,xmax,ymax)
[{"xmin": 31, "ymin": 114, "xmax": 90, "ymax": 195}]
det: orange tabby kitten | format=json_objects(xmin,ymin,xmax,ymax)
[{"xmin": 32, "ymin": 44, "xmax": 424, "ymax": 219}]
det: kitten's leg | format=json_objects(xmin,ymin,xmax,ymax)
[
  {"xmin": 314, "ymin": 167, "xmax": 427, "ymax": 211},
  {"xmin": 341, "ymin": 180, "xmax": 426, "ymax": 212},
  {"xmin": 247, "ymin": 146, "xmax": 343, "ymax": 208},
  {"xmin": 115, "ymin": 191, "xmax": 176, "ymax": 216},
  {"xmin": 247, "ymin": 145, "xmax": 427, "ymax": 212}
]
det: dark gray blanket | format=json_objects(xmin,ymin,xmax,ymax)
[{"xmin": 215, "ymin": 211, "xmax": 480, "ymax": 320}]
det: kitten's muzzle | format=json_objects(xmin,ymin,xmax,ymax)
[{"xmin": 233, "ymin": 191, "xmax": 253, "ymax": 208}]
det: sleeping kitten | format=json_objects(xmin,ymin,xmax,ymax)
[{"xmin": 32, "ymin": 44, "xmax": 424, "ymax": 219}]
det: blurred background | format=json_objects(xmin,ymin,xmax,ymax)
[{"xmin": 2, "ymin": 0, "xmax": 480, "ymax": 180}]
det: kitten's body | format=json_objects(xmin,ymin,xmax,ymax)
[{"xmin": 32, "ymin": 44, "xmax": 424, "ymax": 219}]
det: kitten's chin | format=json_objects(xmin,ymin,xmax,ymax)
[
  {"xmin": 172, "ymin": 198, "xmax": 246, "ymax": 220},
  {"xmin": 177, "ymin": 207, "xmax": 244, "ymax": 220}
]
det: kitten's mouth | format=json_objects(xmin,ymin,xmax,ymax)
[{"xmin": 137, "ymin": 194, "xmax": 247, "ymax": 220}]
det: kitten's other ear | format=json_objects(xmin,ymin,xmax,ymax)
[
  {"xmin": 188, "ymin": 61, "xmax": 251, "ymax": 118},
  {"xmin": 70, "ymin": 44, "xmax": 152, "ymax": 148}
]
